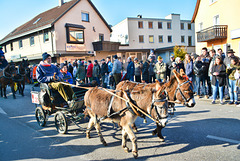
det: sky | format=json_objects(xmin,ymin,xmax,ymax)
[{"xmin": 0, "ymin": 0, "xmax": 197, "ymax": 40}]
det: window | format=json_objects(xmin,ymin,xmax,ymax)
[
  {"xmin": 158, "ymin": 35, "xmax": 163, "ymax": 43},
  {"xmin": 43, "ymin": 31, "xmax": 49, "ymax": 42},
  {"xmin": 168, "ymin": 35, "xmax": 172, "ymax": 43},
  {"xmin": 158, "ymin": 22, "xmax": 162, "ymax": 29},
  {"xmin": 199, "ymin": 22, "xmax": 203, "ymax": 31},
  {"xmin": 99, "ymin": 34, "xmax": 104, "ymax": 41},
  {"xmin": 149, "ymin": 35, "xmax": 154, "ymax": 43},
  {"xmin": 213, "ymin": 15, "xmax": 219, "ymax": 25},
  {"xmin": 181, "ymin": 23, "xmax": 184, "ymax": 30},
  {"xmin": 81, "ymin": 12, "xmax": 89, "ymax": 22},
  {"xmin": 167, "ymin": 22, "xmax": 171, "ymax": 29},
  {"xmin": 139, "ymin": 35, "xmax": 144, "ymax": 43},
  {"xmin": 4, "ymin": 45, "xmax": 7, "ymax": 53},
  {"xmin": 66, "ymin": 25, "xmax": 85, "ymax": 44},
  {"xmin": 188, "ymin": 23, "xmax": 192, "ymax": 30},
  {"xmin": 19, "ymin": 40, "xmax": 23, "ymax": 48},
  {"xmin": 138, "ymin": 21, "xmax": 143, "ymax": 28},
  {"xmin": 188, "ymin": 36, "xmax": 192, "ymax": 46},
  {"xmin": 181, "ymin": 36, "xmax": 185, "ymax": 43},
  {"xmin": 148, "ymin": 22, "xmax": 153, "ymax": 29},
  {"xmin": 30, "ymin": 36, "xmax": 35, "ymax": 46},
  {"xmin": 10, "ymin": 43, "xmax": 13, "ymax": 51}
]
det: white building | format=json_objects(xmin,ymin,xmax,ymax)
[{"xmin": 111, "ymin": 14, "xmax": 195, "ymax": 64}]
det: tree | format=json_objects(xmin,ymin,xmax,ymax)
[{"xmin": 173, "ymin": 45, "xmax": 187, "ymax": 61}]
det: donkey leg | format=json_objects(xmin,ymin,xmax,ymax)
[
  {"xmin": 95, "ymin": 122, "xmax": 107, "ymax": 146},
  {"xmin": 11, "ymin": 85, "xmax": 16, "ymax": 99},
  {"xmin": 156, "ymin": 123, "xmax": 165, "ymax": 142},
  {"xmin": 3, "ymin": 86, "xmax": 7, "ymax": 98},
  {"xmin": 124, "ymin": 125, "xmax": 138, "ymax": 158},
  {"xmin": 122, "ymin": 128, "xmax": 129, "ymax": 153},
  {"xmin": 86, "ymin": 117, "xmax": 95, "ymax": 139},
  {"xmin": 132, "ymin": 123, "xmax": 138, "ymax": 133},
  {"xmin": 0, "ymin": 85, "xmax": 3, "ymax": 97}
]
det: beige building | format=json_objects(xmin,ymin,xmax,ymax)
[
  {"xmin": 0, "ymin": 0, "xmax": 119, "ymax": 64},
  {"xmin": 192, "ymin": 0, "xmax": 240, "ymax": 55}
]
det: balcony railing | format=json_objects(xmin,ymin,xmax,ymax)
[
  {"xmin": 92, "ymin": 41, "xmax": 120, "ymax": 51},
  {"xmin": 197, "ymin": 25, "xmax": 228, "ymax": 42}
]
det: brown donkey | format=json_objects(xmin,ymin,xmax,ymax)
[
  {"xmin": 116, "ymin": 69, "xmax": 196, "ymax": 141},
  {"xmin": 0, "ymin": 63, "xmax": 17, "ymax": 99},
  {"xmin": 84, "ymin": 85, "xmax": 168, "ymax": 158}
]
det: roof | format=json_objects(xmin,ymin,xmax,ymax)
[
  {"xmin": 191, "ymin": 0, "xmax": 201, "ymax": 23},
  {"xmin": 1, "ymin": 0, "xmax": 112, "ymax": 44}
]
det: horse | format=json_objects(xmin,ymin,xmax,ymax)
[
  {"xmin": 116, "ymin": 69, "xmax": 195, "ymax": 141},
  {"xmin": 0, "ymin": 63, "xmax": 17, "ymax": 98},
  {"xmin": 14, "ymin": 59, "xmax": 29, "ymax": 96},
  {"xmin": 84, "ymin": 84, "xmax": 168, "ymax": 158}
]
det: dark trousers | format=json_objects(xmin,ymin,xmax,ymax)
[
  {"xmin": 149, "ymin": 74, "xmax": 156, "ymax": 83},
  {"xmin": 113, "ymin": 73, "xmax": 121, "ymax": 87},
  {"xmin": 135, "ymin": 75, "xmax": 141, "ymax": 83},
  {"xmin": 206, "ymin": 76, "xmax": 212, "ymax": 96}
]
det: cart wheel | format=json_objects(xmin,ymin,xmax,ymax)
[
  {"xmin": 35, "ymin": 106, "xmax": 46, "ymax": 127},
  {"xmin": 54, "ymin": 111, "xmax": 68, "ymax": 134}
]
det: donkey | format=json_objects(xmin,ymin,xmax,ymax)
[
  {"xmin": 14, "ymin": 59, "xmax": 29, "ymax": 96},
  {"xmin": 84, "ymin": 84, "xmax": 168, "ymax": 158},
  {"xmin": 116, "ymin": 69, "xmax": 195, "ymax": 141},
  {"xmin": 0, "ymin": 63, "xmax": 17, "ymax": 98}
]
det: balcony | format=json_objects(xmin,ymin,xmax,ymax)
[
  {"xmin": 197, "ymin": 25, "xmax": 228, "ymax": 42},
  {"xmin": 92, "ymin": 41, "xmax": 120, "ymax": 51}
]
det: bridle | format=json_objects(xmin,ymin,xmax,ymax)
[
  {"xmin": 1, "ymin": 65, "xmax": 16, "ymax": 79},
  {"xmin": 172, "ymin": 80, "xmax": 194, "ymax": 105},
  {"xmin": 150, "ymin": 92, "xmax": 168, "ymax": 126}
]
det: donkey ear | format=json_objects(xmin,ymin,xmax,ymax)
[
  {"xmin": 155, "ymin": 80, "xmax": 161, "ymax": 91},
  {"xmin": 180, "ymin": 69, "xmax": 185, "ymax": 77},
  {"xmin": 172, "ymin": 69, "xmax": 181, "ymax": 83}
]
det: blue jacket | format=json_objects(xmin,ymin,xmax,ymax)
[
  {"xmin": 107, "ymin": 61, "xmax": 113, "ymax": 73},
  {"xmin": 185, "ymin": 60, "xmax": 193, "ymax": 81},
  {"xmin": 62, "ymin": 71, "xmax": 73, "ymax": 84},
  {"xmin": 0, "ymin": 51, "xmax": 8, "ymax": 69},
  {"xmin": 127, "ymin": 61, "xmax": 135, "ymax": 78},
  {"xmin": 36, "ymin": 61, "xmax": 63, "ymax": 83}
]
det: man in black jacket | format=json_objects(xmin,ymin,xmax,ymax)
[
  {"xmin": 100, "ymin": 59, "xmax": 108, "ymax": 88},
  {"xmin": 194, "ymin": 56, "xmax": 207, "ymax": 99}
]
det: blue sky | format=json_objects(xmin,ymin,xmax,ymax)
[{"xmin": 0, "ymin": 0, "xmax": 197, "ymax": 39}]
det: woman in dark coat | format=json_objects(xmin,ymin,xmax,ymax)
[
  {"xmin": 211, "ymin": 56, "xmax": 226, "ymax": 104},
  {"xmin": 142, "ymin": 60, "xmax": 150, "ymax": 83}
]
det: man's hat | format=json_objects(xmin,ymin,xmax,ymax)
[
  {"xmin": 157, "ymin": 56, "xmax": 163, "ymax": 60},
  {"xmin": 42, "ymin": 52, "xmax": 51, "ymax": 60},
  {"xmin": 0, "ymin": 46, "xmax": 2, "ymax": 49},
  {"xmin": 227, "ymin": 49, "xmax": 235, "ymax": 54}
]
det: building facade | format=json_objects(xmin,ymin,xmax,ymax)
[
  {"xmin": 0, "ymin": 0, "xmax": 119, "ymax": 64},
  {"xmin": 111, "ymin": 14, "xmax": 195, "ymax": 65},
  {"xmin": 192, "ymin": 0, "xmax": 240, "ymax": 55}
]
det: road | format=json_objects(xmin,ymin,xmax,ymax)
[{"xmin": 0, "ymin": 84, "xmax": 240, "ymax": 161}]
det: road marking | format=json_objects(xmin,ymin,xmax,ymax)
[
  {"xmin": 207, "ymin": 135, "xmax": 240, "ymax": 144},
  {"xmin": 0, "ymin": 107, "xmax": 7, "ymax": 115}
]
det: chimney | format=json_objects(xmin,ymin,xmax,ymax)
[
  {"xmin": 137, "ymin": 15, "xmax": 142, "ymax": 18},
  {"xmin": 59, "ymin": 0, "xmax": 64, "ymax": 6}
]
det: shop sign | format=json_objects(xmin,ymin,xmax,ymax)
[{"xmin": 66, "ymin": 44, "xmax": 86, "ymax": 51}]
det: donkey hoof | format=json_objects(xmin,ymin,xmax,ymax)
[
  {"xmin": 159, "ymin": 138, "xmax": 165, "ymax": 142},
  {"xmin": 133, "ymin": 129, "xmax": 138, "ymax": 133},
  {"xmin": 133, "ymin": 151, "xmax": 138, "ymax": 158},
  {"xmin": 152, "ymin": 131, "xmax": 156, "ymax": 136},
  {"xmin": 102, "ymin": 141, "xmax": 108, "ymax": 146},
  {"xmin": 86, "ymin": 133, "xmax": 90, "ymax": 139},
  {"xmin": 123, "ymin": 147, "xmax": 129, "ymax": 153}
]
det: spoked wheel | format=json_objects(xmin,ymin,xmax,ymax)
[
  {"xmin": 35, "ymin": 106, "xmax": 46, "ymax": 127},
  {"xmin": 54, "ymin": 111, "xmax": 68, "ymax": 134}
]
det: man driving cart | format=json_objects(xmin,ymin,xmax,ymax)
[{"xmin": 36, "ymin": 52, "xmax": 74, "ymax": 108}]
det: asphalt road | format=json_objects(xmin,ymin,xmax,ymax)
[{"xmin": 0, "ymin": 84, "xmax": 240, "ymax": 161}]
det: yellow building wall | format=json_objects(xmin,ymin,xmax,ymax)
[{"xmin": 194, "ymin": 0, "xmax": 240, "ymax": 56}]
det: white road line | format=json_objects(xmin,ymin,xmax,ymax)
[
  {"xmin": 207, "ymin": 135, "xmax": 240, "ymax": 144},
  {"xmin": 0, "ymin": 107, "xmax": 7, "ymax": 115}
]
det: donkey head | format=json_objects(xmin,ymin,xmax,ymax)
[{"xmin": 165, "ymin": 69, "xmax": 195, "ymax": 107}]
